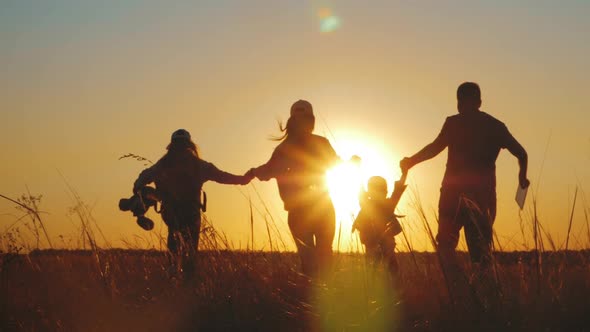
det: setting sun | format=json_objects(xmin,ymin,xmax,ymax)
[{"xmin": 326, "ymin": 136, "xmax": 402, "ymax": 246}]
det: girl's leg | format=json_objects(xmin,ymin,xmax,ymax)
[{"xmin": 179, "ymin": 208, "xmax": 201, "ymax": 280}]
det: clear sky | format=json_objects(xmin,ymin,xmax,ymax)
[{"xmin": 2, "ymin": 0, "xmax": 589, "ymax": 251}]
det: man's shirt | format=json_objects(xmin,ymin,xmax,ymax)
[{"xmin": 434, "ymin": 111, "xmax": 520, "ymax": 188}]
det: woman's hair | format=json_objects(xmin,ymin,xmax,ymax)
[
  {"xmin": 160, "ymin": 138, "xmax": 200, "ymax": 166},
  {"xmin": 271, "ymin": 114, "xmax": 315, "ymax": 141}
]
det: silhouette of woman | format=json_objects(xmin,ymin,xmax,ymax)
[
  {"xmin": 133, "ymin": 129, "xmax": 253, "ymax": 276},
  {"xmin": 250, "ymin": 100, "xmax": 345, "ymax": 277}
]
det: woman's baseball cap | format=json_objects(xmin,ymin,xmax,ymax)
[{"xmin": 290, "ymin": 100, "xmax": 313, "ymax": 117}]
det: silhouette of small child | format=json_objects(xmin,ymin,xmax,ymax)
[{"xmin": 353, "ymin": 176, "xmax": 405, "ymax": 280}]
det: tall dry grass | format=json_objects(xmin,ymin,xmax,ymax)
[{"xmin": 1, "ymin": 180, "xmax": 590, "ymax": 331}]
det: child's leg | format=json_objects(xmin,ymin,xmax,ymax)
[
  {"xmin": 364, "ymin": 243, "xmax": 380, "ymax": 274},
  {"xmin": 381, "ymin": 237, "xmax": 400, "ymax": 286}
]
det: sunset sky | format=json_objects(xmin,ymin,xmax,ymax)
[{"xmin": 2, "ymin": 0, "xmax": 589, "ymax": 251}]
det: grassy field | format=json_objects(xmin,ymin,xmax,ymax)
[
  {"xmin": 1, "ymin": 248, "xmax": 590, "ymax": 332},
  {"xmin": 2, "ymin": 191, "xmax": 590, "ymax": 331}
]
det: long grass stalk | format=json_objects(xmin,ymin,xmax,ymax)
[
  {"xmin": 532, "ymin": 195, "xmax": 543, "ymax": 295},
  {"xmin": 264, "ymin": 215, "xmax": 274, "ymax": 252},
  {"xmin": 565, "ymin": 187, "xmax": 578, "ymax": 251},
  {"xmin": 248, "ymin": 183, "xmax": 288, "ymax": 250},
  {"xmin": 235, "ymin": 186, "xmax": 286, "ymax": 250},
  {"xmin": 399, "ymin": 221, "xmax": 420, "ymax": 274},
  {"xmin": 59, "ymin": 171, "xmax": 110, "ymax": 248},
  {"xmin": 249, "ymin": 197, "xmax": 255, "ymax": 251}
]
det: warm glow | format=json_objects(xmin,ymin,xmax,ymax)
[{"xmin": 326, "ymin": 136, "xmax": 401, "ymax": 249}]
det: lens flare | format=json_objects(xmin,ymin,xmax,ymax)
[{"xmin": 317, "ymin": 7, "xmax": 341, "ymax": 33}]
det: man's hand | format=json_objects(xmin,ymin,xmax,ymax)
[
  {"xmin": 241, "ymin": 169, "xmax": 256, "ymax": 185},
  {"xmin": 519, "ymin": 173, "xmax": 530, "ymax": 189},
  {"xmin": 400, "ymin": 157, "xmax": 413, "ymax": 174},
  {"xmin": 248, "ymin": 168, "xmax": 259, "ymax": 179}
]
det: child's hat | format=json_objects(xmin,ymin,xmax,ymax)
[
  {"xmin": 171, "ymin": 129, "xmax": 191, "ymax": 141},
  {"xmin": 368, "ymin": 176, "xmax": 388, "ymax": 192}
]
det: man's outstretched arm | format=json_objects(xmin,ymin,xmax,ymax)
[{"xmin": 400, "ymin": 121, "xmax": 449, "ymax": 172}]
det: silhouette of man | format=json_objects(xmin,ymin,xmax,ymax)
[{"xmin": 400, "ymin": 82, "xmax": 529, "ymax": 270}]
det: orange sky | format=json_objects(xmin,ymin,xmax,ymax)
[{"xmin": 1, "ymin": 1, "xmax": 589, "ymax": 251}]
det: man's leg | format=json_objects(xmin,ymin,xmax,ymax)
[
  {"xmin": 463, "ymin": 209, "xmax": 493, "ymax": 268},
  {"xmin": 436, "ymin": 188, "xmax": 463, "ymax": 274},
  {"xmin": 462, "ymin": 191, "xmax": 495, "ymax": 268},
  {"xmin": 462, "ymin": 191, "xmax": 500, "ymax": 307}
]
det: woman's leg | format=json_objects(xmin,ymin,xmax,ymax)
[
  {"xmin": 314, "ymin": 199, "xmax": 335, "ymax": 278},
  {"xmin": 288, "ymin": 208, "xmax": 316, "ymax": 276}
]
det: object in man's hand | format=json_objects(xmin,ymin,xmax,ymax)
[{"xmin": 515, "ymin": 183, "xmax": 529, "ymax": 210}]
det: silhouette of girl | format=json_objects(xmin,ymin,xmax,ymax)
[
  {"xmin": 251, "ymin": 100, "xmax": 348, "ymax": 277},
  {"xmin": 133, "ymin": 129, "xmax": 253, "ymax": 276}
]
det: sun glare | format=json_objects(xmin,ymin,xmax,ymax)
[{"xmin": 326, "ymin": 137, "xmax": 401, "ymax": 248}]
